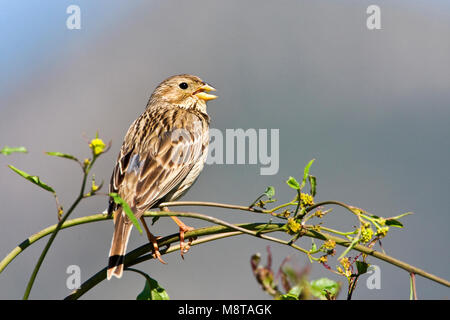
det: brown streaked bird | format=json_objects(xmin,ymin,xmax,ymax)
[{"xmin": 107, "ymin": 74, "xmax": 217, "ymax": 280}]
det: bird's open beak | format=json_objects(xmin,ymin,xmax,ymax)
[{"xmin": 194, "ymin": 84, "xmax": 217, "ymax": 101}]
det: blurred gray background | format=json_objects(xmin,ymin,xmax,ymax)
[{"xmin": 1, "ymin": 0, "xmax": 449, "ymax": 299}]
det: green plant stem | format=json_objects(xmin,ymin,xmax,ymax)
[
  {"xmin": 159, "ymin": 201, "xmax": 266, "ymax": 213},
  {"xmin": 0, "ymin": 199, "xmax": 279, "ymax": 272},
  {"xmin": 147, "ymin": 211, "xmax": 310, "ymax": 255},
  {"xmin": 267, "ymin": 202, "xmax": 295, "ymax": 213},
  {"xmin": 347, "ymin": 274, "xmax": 360, "ymax": 300},
  {"xmin": 22, "ymin": 197, "xmax": 82, "ymax": 299},
  {"xmin": 22, "ymin": 157, "xmax": 96, "ymax": 299},
  {"xmin": 64, "ymin": 217, "xmax": 450, "ymax": 299},
  {"xmin": 318, "ymin": 226, "xmax": 358, "ymax": 238},
  {"xmin": 65, "ymin": 223, "xmax": 280, "ymax": 300},
  {"xmin": 306, "ymin": 200, "xmax": 362, "ymax": 221},
  {"xmin": 312, "ymin": 230, "xmax": 450, "ymax": 287},
  {"xmin": 125, "ymin": 267, "xmax": 149, "ymax": 279},
  {"xmin": 293, "ymin": 190, "xmax": 302, "ymax": 217},
  {"xmin": 0, "ymin": 202, "xmax": 448, "ymax": 298},
  {"xmin": 410, "ymin": 273, "xmax": 418, "ymax": 300},
  {"xmin": 0, "ymin": 213, "xmax": 109, "ymax": 273},
  {"xmin": 0, "ymin": 211, "xmax": 287, "ymax": 275}
]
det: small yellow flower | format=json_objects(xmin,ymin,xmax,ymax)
[
  {"xmin": 314, "ymin": 210, "xmax": 324, "ymax": 218},
  {"xmin": 91, "ymin": 180, "xmax": 99, "ymax": 192},
  {"xmin": 83, "ymin": 158, "xmax": 91, "ymax": 166},
  {"xmin": 322, "ymin": 239, "xmax": 336, "ymax": 250},
  {"xmin": 58, "ymin": 207, "xmax": 64, "ymax": 218},
  {"xmin": 339, "ymin": 257, "xmax": 352, "ymax": 277},
  {"xmin": 376, "ymin": 226, "xmax": 389, "ymax": 238},
  {"xmin": 319, "ymin": 255, "xmax": 328, "ymax": 264},
  {"xmin": 340, "ymin": 257, "xmax": 351, "ymax": 270},
  {"xmin": 300, "ymin": 193, "xmax": 314, "ymax": 207},
  {"xmin": 89, "ymin": 138, "xmax": 106, "ymax": 156},
  {"xmin": 286, "ymin": 218, "xmax": 301, "ymax": 234},
  {"xmin": 361, "ymin": 226, "xmax": 374, "ymax": 243}
]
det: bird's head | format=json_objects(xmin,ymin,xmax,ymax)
[{"xmin": 149, "ymin": 74, "xmax": 217, "ymax": 111}]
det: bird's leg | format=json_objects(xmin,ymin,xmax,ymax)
[
  {"xmin": 162, "ymin": 207, "xmax": 196, "ymax": 258},
  {"xmin": 140, "ymin": 217, "xmax": 167, "ymax": 264}
]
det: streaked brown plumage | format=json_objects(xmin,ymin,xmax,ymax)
[{"xmin": 107, "ymin": 74, "xmax": 216, "ymax": 280}]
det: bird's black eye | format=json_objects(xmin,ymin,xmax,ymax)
[{"xmin": 179, "ymin": 82, "xmax": 188, "ymax": 89}]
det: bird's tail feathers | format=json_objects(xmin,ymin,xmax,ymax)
[{"xmin": 107, "ymin": 210, "xmax": 133, "ymax": 280}]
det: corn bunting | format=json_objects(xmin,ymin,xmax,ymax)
[{"xmin": 107, "ymin": 74, "xmax": 216, "ymax": 279}]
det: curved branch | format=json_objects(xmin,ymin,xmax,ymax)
[
  {"xmin": 301, "ymin": 228, "xmax": 450, "ymax": 287},
  {"xmin": 147, "ymin": 211, "xmax": 308, "ymax": 254},
  {"xmin": 22, "ymin": 155, "xmax": 101, "ymax": 299},
  {"xmin": 159, "ymin": 201, "xmax": 266, "ymax": 213},
  {"xmin": 0, "ymin": 210, "xmax": 286, "ymax": 274},
  {"xmin": 65, "ymin": 220, "xmax": 450, "ymax": 300},
  {"xmin": 0, "ymin": 198, "xmax": 368, "ymax": 275},
  {"xmin": 0, "ymin": 213, "xmax": 110, "ymax": 274},
  {"xmin": 65, "ymin": 223, "xmax": 281, "ymax": 300},
  {"xmin": 1, "ymin": 201, "xmax": 449, "ymax": 299}
]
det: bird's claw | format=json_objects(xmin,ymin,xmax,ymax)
[
  {"xmin": 179, "ymin": 225, "xmax": 196, "ymax": 259},
  {"xmin": 149, "ymin": 235, "xmax": 167, "ymax": 264}
]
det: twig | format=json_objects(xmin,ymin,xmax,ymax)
[
  {"xmin": 410, "ymin": 273, "xmax": 418, "ymax": 300},
  {"xmin": 22, "ymin": 156, "xmax": 97, "ymax": 299},
  {"xmin": 159, "ymin": 201, "xmax": 266, "ymax": 213},
  {"xmin": 0, "ymin": 213, "xmax": 110, "ymax": 273}
]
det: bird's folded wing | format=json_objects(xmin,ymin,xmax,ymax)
[{"xmin": 109, "ymin": 112, "xmax": 206, "ymax": 219}]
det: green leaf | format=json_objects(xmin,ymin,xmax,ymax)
[
  {"xmin": 45, "ymin": 151, "xmax": 79, "ymax": 162},
  {"xmin": 310, "ymin": 278, "xmax": 340, "ymax": 300},
  {"xmin": 136, "ymin": 274, "xmax": 170, "ymax": 300},
  {"xmin": 279, "ymin": 285, "xmax": 302, "ymax": 300},
  {"xmin": 8, "ymin": 165, "xmax": 55, "ymax": 193},
  {"xmin": 286, "ymin": 176, "xmax": 300, "ymax": 190},
  {"xmin": 356, "ymin": 261, "xmax": 369, "ymax": 275},
  {"xmin": 1, "ymin": 146, "xmax": 27, "ymax": 155},
  {"xmin": 151, "ymin": 216, "xmax": 160, "ymax": 226},
  {"xmin": 385, "ymin": 219, "xmax": 404, "ymax": 228},
  {"xmin": 300, "ymin": 159, "xmax": 315, "ymax": 189},
  {"xmin": 281, "ymin": 265, "xmax": 299, "ymax": 284},
  {"xmin": 264, "ymin": 186, "xmax": 275, "ymax": 200},
  {"xmin": 308, "ymin": 175, "xmax": 317, "ymax": 197},
  {"xmin": 278, "ymin": 293, "xmax": 298, "ymax": 300},
  {"xmin": 310, "ymin": 239, "xmax": 318, "ymax": 252},
  {"xmin": 110, "ymin": 193, "xmax": 143, "ymax": 234}
]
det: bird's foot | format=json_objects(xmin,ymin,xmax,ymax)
[
  {"xmin": 149, "ymin": 234, "xmax": 167, "ymax": 264},
  {"xmin": 162, "ymin": 207, "xmax": 197, "ymax": 259},
  {"xmin": 140, "ymin": 216, "xmax": 166, "ymax": 264},
  {"xmin": 178, "ymin": 224, "xmax": 196, "ymax": 259}
]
